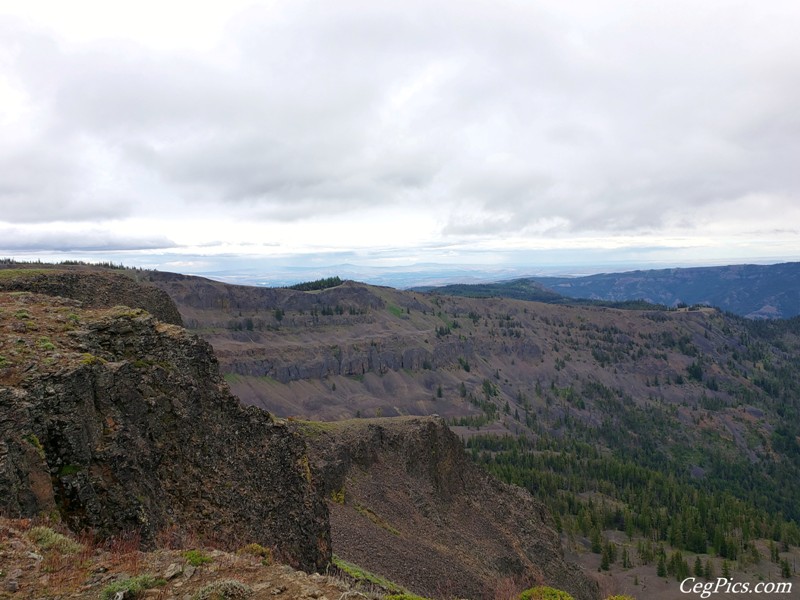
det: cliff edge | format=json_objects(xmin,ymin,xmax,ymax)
[
  {"xmin": 0, "ymin": 291, "xmax": 329, "ymax": 571},
  {"xmin": 301, "ymin": 417, "xmax": 599, "ymax": 600},
  {"xmin": 0, "ymin": 266, "xmax": 183, "ymax": 326}
]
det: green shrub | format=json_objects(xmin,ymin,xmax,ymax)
[
  {"xmin": 27, "ymin": 526, "xmax": 83, "ymax": 554},
  {"xmin": 332, "ymin": 555, "xmax": 404, "ymax": 593},
  {"xmin": 24, "ymin": 433, "xmax": 46, "ymax": 459},
  {"xmin": 519, "ymin": 586, "xmax": 575, "ymax": 600},
  {"xmin": 192, "ymin": 579, "xmax": 253, "ymax": 599},
  {"xmin": 184, "ymin": 549, "xmax": 213, "ymax": 566},
  {"xmin": 236, "ymin": 543, "xmax": 272, "ymax": 565},
  {"xmin": 58, "ymin": 464, "xmax": 82, "ymax": 476},
  {"xmin": 37, "ymin": 337, "xmax": 55, "ymax": 351},
  {"xmin": 100, "ymin": 574, "xmax": 165, "ymax": 600},
  {"xmin": 81, "ymin": 353, "xmax": 104, "ymax": 365}
]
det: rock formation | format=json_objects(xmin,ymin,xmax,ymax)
[
  {"xmin": 302, "ymin": 417, "xmax": 598, "ymax": 600},
  {"xmin": 0, "ymin": 292, "xmax": 329, "ymax": 572}
]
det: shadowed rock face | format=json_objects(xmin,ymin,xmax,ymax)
[
  {"xmin": 0, "ymin": 293, "xmax": 329, "ymax": 572},
  {"xmin": 302, "ymin": 417, "xmax": 599, "ymax": 600}
]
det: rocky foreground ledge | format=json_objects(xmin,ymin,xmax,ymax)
[
  {"xmin": 0, "ymin": 291, "xmax": 329, "ymax": 572},
  {"xmin": 0, "ymin": 517, "xmax": 352, "ymax": 599}
]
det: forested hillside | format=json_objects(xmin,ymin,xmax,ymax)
[
  {"xmin": 149, "ymin": 270, "xmax": 800, "ymax": 593},
  {"xmin": 416, "ymin": 262, "xmax": 800, "ymax": 319}
]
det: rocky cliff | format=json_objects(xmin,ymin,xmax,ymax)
[
  {"xmin": 0, "ymin": 267, "xmax": 183, "ymax": 326},
  {"xmin": 0, "ymin": 291, "xmax": 329, "ymax": 571},
  {"xmin": 301, "ymin": 417, "xmax": 599, "ymax": 600}
]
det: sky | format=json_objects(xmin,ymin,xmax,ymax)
[{"xmin": 1, "ymin": 0, "xmax": 800, "ymax": 285}]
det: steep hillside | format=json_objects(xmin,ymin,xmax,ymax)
[
  {"xmin": 0, "ymin": 268, "xmax": 603, "ymax": 599},
  {"xmin": 301, "ymin": 417, "xmax": 598, "ymax": 600},
  {"xmin": 151, "ymin": 271, "xmax": 800, "ymax": 592},
  {"xmin": 532, "ymin": 262, "xmax": 800, "ymax": 319},
  {"xmin": 0, "ymin": 291, "xmax": 329, "ymax": 571}
]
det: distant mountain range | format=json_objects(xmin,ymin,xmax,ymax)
[{"xmin": 415, "ymin": 261, "xmax": 800, "ymax": 319}]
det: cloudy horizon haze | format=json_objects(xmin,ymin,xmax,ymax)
[{"xmin": 2, "ymin": 1, "xmax": 800, "ymax": 285}]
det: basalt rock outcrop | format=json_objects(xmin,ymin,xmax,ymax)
[
  {"xmin": 0, "ymin": 291, "xmax": 329, "ymax": 572},
  {"xmin": 0, "ymin": 267, "xmax": 183, "ymax": 326},
  {"xmin": 302, "ymin": 417, "xmax": 599, "ymax": 600}
]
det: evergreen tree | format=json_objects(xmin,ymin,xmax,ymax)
[
  {"xmin": 770, "ymin": 540, "xmax": 779, "ymax": 563},
  {"xmin": 704, "ymin": 559, "xmax": 714, "ymax": 580},
  {"xmin": 780, "ymin": 559, "xmax": 791, "ymax": 578},
  {"xmin": 694, "ymin": 556, "xmax": 703, "ymax": 577},
  {"xmin": 657, "ymin": 555, "xmax": 667, "ymax": 578},
  {"xmin": 600, "ymin": 547, "xmax": 610, "ymax": 571},
  {"xmin": 591, "ymin": 529, "xmax": 602, "ymax": 554}
]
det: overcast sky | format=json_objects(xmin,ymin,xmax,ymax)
[{"xmin": 2, "ymin": 0, "xmax": 800, "ymax": 280}]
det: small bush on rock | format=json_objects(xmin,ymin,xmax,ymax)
[
  {"xmin": 27, "ymin": 526, "xmax": 83, "ymax": 554},
  {"xmin": 236, "ymin": 543, "xmax": 272, "ymax": 565},
  {"xmin": 519, "ymin": 586, "xmax": 575, "ymax": 600},
  {"xmin": 192, "ymin": 579, "xmax": 253, "ymax": 599},
  {"xmin": 184, "ymin": 549, "xmax": 213, "ymax": 566},
  {"xmin": 100, "ymin": 574, "xmax": 165, "ymax": 600}
]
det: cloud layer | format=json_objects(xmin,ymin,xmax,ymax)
[{"xmin": 1, "ymin": 0, "xmax": 799, "ymax": 267}]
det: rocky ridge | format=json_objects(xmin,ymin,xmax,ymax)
[
  {"xmin": 0, "ymin": 267, "xmax": 183, "ymax": 326},
  {"xmin": 301, "ymin": 417, "xmax": 598, "ymax": 600},
  {"xmin": 0, "ymin": 291, "xmax": 329, "ymax": 572}
]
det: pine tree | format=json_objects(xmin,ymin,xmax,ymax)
[
  {"xmin": 704, "ymin": 559, "xmax": 714, "ymax": 580},
  {"xmin": 606, "ymin": 541, "xmax": 618, "ymax": 565},
  {"xmin": 591, "ymin": 529, "xmax": 602, "ymax": 554},
  {"xmin": 722, "ymin": 560, "xmax": 731, "ymax": 579},
  {"xmin": 780, "ymin": 559, "xmax": 791, "ymax": 578},
  {"xmin": 600, "ymin": 547, "xmax": 610, "ymax": 571},
  {"xmin": 657, "ymin": 555, "xmax": 667, "ymax": 578},
  {"xmin": 694, "ymin": 556, "xmax": 703, "ymax": 577}
]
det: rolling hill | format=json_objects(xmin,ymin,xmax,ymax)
[{"xmin": 416, "ymin": 262, "xmax": 800, "ymax": 319}]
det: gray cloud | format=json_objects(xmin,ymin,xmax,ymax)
[
  {"xmin": 0, "ymin": 227, "xmax": 175, "ymax": 252},
  {"xmin": 1, "ymin": 1, "xmax": 800, "ymax": 250}
]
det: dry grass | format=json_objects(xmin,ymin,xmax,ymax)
[
  {"xmin": 0, "ymin": 516, "xmax": 359, "ymax": 599},
  {"xmin": 105, "ymin": 528, "xmax": 143, "ymax": 574}
]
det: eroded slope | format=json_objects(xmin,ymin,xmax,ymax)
[{"xmin": 301, "ymin": 417, "xmax": 598, "ymax": 600}]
